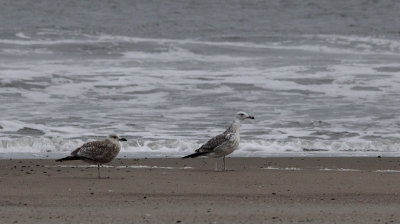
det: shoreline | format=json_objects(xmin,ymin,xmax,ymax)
[
  {"xmin": 2, "ymin": 157, "xmax": 400, "ymax": 223},
  {"xmin": 1, "ymin": 151, "xmax": 399, "ymax": 160}
]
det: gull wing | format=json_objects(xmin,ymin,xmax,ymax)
[
  {"xmin": 71, "ymin": 140, "xmax": 112, "ymax": 160},
  {"xmin": 196, "ymin": 133, "xmax": 230, "ymax": 153}
]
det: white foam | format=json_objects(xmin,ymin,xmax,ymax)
[
  {"xmin": 123, "ymin": 47, "xmax": 251, "ymax": 63},
  {"xmin": 1, "ymin": 135, "xmax": 400, "ymax": 157},
  {"xmin": 15, "ymin": 32, "xmax": 30, "ymax": 39},
  {"xmin": 1, "ymin": 32, "xmax": 400, "ymax": 157},
  {"xmin": 263, "ymin": 166, "xmax": 302, "ymax": 171},
  {"xmin": 1, "ymin": 33, "xmax": 398, "ymax": 56},
  {"xmin": 319, "ymin": 168, "xmax": 360, "ymax": 172},
  {"xmin": 308, "ymin": 34, "xmax": 400, "ymax": 52},
  {"xmin": 374, "ymin": 170, "xmax": 400, "ymax": 173}
]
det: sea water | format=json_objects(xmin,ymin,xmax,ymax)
[{"xmin": 1, "ymin": 0, "xmax": 400, "ymax": 157}]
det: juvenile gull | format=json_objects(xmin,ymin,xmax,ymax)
[
  {"xmin": 56, "ymin": 134, "xmax": 127, "ymax": 178},
  {"xmin": 183, "ymin": 111, "xmax": 254, "ymax": 171}
]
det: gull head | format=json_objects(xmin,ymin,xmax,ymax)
[
  {"xmin": 108, "ymin": 134, "xmax": 127, "ymax": 142},
  {"xmin": 235, "ymin": 111, "xmax": 255, "ymax": 120}
]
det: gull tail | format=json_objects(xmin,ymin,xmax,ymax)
[
  {"xmin": 182, "ymin": 151, "xmax": 208, "ymax": 159},
  {"xmin": 55, "ymin": 156, "xmax": 81, "ymax": 162}
]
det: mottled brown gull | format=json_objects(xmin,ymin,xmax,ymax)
[
  {"xmin": 56, "ymin": 134, "xmax": 127, "ymax": 178},
  {"xmin": 183, "ymin": 111, "xmax": 254, "ymax": 171}
]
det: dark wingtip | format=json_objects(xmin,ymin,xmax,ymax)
[
  {"xmin": 182, "ymin": 154, "xmax": 193, "ymax": 159},
  {"xmin": 182, "ymin": 151, "xmax": 207, "ymax": 159}
]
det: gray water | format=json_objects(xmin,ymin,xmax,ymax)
[{"xmin": 1, "ymin": 0, "xmax": 400, "ymax": 157}]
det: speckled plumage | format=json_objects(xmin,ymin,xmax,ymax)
[
  {"xmin": 71, "ymin": 139, "xmax": 121, "ymax": 164},
  {"xmin": 56, "ymin": 134, "xmax": 127, "ymax": 178},
  {"xmin": 195, "ymin": 122, "xmax": 240, "ymax": 158},
  {"xmin": 183, "ymin": 112, "xmax": 254, "ymax": 171}
]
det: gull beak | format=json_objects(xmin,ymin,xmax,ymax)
[
  {"xmin": 119, "ymin": 137, "xmax": 127, "ymax": 141},
  {"xmin": 248, "ymin": 116, "xmax": 255, "ymax": 119}
]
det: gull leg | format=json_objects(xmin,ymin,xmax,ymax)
[
  {"xmin": 215, "ymin": 159, "xmax": 218, "ymax": 171},
  {"xmin": 97, "ymin": 164, "xmax": 101, "ymax": 179},
  {"xmin": 223, "ymin": 156, "xmax": 226, "ymax": 171}
]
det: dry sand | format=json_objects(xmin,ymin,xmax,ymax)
[{"xmin": 1, "ymin": 157, "xmax": 400, "ymax": 223}]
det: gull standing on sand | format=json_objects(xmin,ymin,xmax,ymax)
[
  {"xmin": 56, "ymin": 134, "xmax": 127, "ymax": 178},
  {"xmin": 183, "ymin": 111, "xmax": 254, "ymax": 171}
]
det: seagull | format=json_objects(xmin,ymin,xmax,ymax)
[
  {"xmin": 56, "ymin": 134, "xmax": 127, "ymax": 178},
  {"xmin": 183, "ymin": 111, "xmax": 254, "ymax": 171}
]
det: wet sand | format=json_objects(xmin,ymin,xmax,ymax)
[{"xmin": 1, "ymin": 157, "xmax": 400, "ymax": 223}]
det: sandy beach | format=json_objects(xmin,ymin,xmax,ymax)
[{"xmin": 1, "ymin": 157, "xmax": 400, "ymax": 224}]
